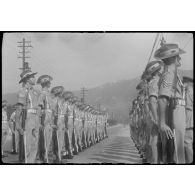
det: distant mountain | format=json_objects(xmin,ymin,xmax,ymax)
[{"xmin": 2, "ymin": 69, "xmax": 193, "ymax": 123}]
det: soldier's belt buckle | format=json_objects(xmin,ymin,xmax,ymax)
[
  {"xmin": 27, "ymin": 109, "xmax": 37, "ymax": 114},
  {"xmin": 176, "ymin": 99, "xmax": 186, "ymax": 106}
]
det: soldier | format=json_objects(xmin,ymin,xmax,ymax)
[
  {"xmin": 2, "ymin": 100, "xmax": 11, "ymax": 157},
  {"xmin": 67, "ymin": 96, "xmax": 79, "ymax": 155},
  {"xmin": 144, "ymin": 61, "xmax": 163, "ymax": 164},
  {"xmin": 154, "ymin": 43, "xmax": 186, "ymax": 164},
  {"xmin": 50, "ymin": 86, "xmax": 64, "ymax": 163},
  {"xmin": 9, "ymin": 104, "xmax": 18, "ymax": 154},
  {"xmin": 83, "ymin": 105, "xmax": 91, "ymax": 148},
  {"xmin": 74, "ymin": 100, "xmax": 84, "ymax": 152},
  {"xmin": 104, "ymin": 113, "xmax": 109, "ymax": 138},
  {"xmin": 63, "ymin": 91, "xmax": 74, "ymax": 159},
  {"xmin": 183, "ymin": 76, "xmax": 193, "ymax": 164},
  {"xmin": 37, "ymin": 75, "xmax": 54, "ymax": 163},
  {"xmin": 57, "ymin": 90, "xmax": 68, "ymax": 161},
  {"xmin": 15, "ymin": 69, "xmax": 40, "ymax": 163}
]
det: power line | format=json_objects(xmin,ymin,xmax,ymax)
[{"xmin": 182, "ymin": 36, "xmax": 193, "ymax": 49}]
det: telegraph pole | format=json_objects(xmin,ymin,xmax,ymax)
[
  {"xmin": 17, "ymin": 38, "xmax": 32, "ymax": 73},
  {"xmin": 81, "ymin": 87, "xmax": 87, "ymax": 103}
]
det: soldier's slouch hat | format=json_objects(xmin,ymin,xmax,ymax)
[
  {"xmin": 19, "ymin": 69, "xmax": 37, "ymax": 84},
  {"xmin": 51, "ymin": 86, "xmax": 64, "ymax": 96},
  {"xmin": 37, "ymin": 75, "xmax": 53, "ymax": 85},
  {"xmin": 2, "ymin": 100, "xmax": 8, "ymax": 108},
  {"xmin": 183, "ymin": 76, "xmax": 193, "ymax": 83},
  {"xmin": 154, "ymin": 43, "xmax": 185, "ymax": 60}
]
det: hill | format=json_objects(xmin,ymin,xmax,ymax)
[{"xmin": 2, "ymin": 69, "xmax": 193, "ymax": 123}]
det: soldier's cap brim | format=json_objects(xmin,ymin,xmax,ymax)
[
  {"xmin": 2, "ymin": 99, "xmax": 8, "ymax": 107},
  {"xmin": 183, "ymin": 76, "xmax": 193, "ymax": 83},
  {"xmin": 154, "ymin": 45, "xmax": 186, "ymax": 60},
  {"xmin": 19, "ymin": 72, "xmax": 37, "ymax": 84},
  {"xmin": 37, "ymin": 75, "xmax": 53, "ymax": 84}
]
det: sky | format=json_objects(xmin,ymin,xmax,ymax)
[{"xmin": 2, "ymin": 32, "xmax": 193, "ymax": 94}]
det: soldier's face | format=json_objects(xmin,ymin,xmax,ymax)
[{"xmin": 28, "ymin": 76, "xmax": 36, "ymax": 85}]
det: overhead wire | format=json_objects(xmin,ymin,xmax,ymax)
[{"xmin": 182, "ymin": 35, "xmax": 193, "ymax": 49}]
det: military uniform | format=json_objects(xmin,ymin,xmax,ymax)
[
  {"xmin": 155, "ymin": 43, "xmax": 186, "ymax": 164},
  {"xmin": 57, "ymin": 96, "xmax": 67, "ymax": 160},
  {"xmin": 146, "ymin": 61, "xmax": 162, "ymax": 163},
  {"xmin": 2, "ymin": 100, "xmax": 11, "ymax": 156},
  {"xmin": 74, "ymin": 104, "xmax": 83, "ymax": 152},
  {"xmin": 183, "ymin": 76, "xmax": 193, "ymax": 163},
  {"xmin": 37, "ymin": 75, "xmax": 54, "ymax": 163},
  {"xmin": 10, "ymin": 109, "xmax": 19, "ymax": 154},
  {"xmin": 15, "ymin": 70, "xmax": 41, "ymax": 163},
  {"xmin": 50, "ymin": 86, "xmax": 65, "ymax": 162}
]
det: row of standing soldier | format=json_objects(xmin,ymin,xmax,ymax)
[
  {"xmin": 129, "ymin": 42, "xmax": 193, "ymax": 164},
  {"xmin": 2, "ymin": 72, "xmax": 108, "ymax": 163}
]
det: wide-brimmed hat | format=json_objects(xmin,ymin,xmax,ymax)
[
  {"xmin": 19, "ymin": 69, "xmax": 37, "ymax": 84},
  {"xmin": 145, "ymin": 60, "xmax": 162, "ymax": 75},
  {"xmin": 136, "ymin": 80, "xmax": 146, "ymax": 90},
  {"xmin": 154, "ymin": 43, "xmax": 185, "ymax": 60},
  {"xmin": 183, "ymin": 76, "xmax": 193, "ymax": 83},
  {"xmin": 2, "ymin": 100, "xmax": 8, "ymax": 107},
  {"xmin": 51, "ymin": 86, "xmax": 64, "ymax": 96},
  {"xmin": 37, "ymin": 75, "xmax": 53, "ymax": 85},
  {"xmin": 63, "ymin": 91, "xmax": 73, "ymax": 100}
]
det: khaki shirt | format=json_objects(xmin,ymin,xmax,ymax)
[
  {"xmin": 159, "ymin": 67, "xmax": 184, "ymax": 99},
  {"xmin": 148, "ymin": 75, "xmax": 159, "ymax": 98},
  {"xmin": 38, "ymin": 89, "xmax": 53, "ymax": 111},
  {"xmin": 17, "ymin": 87, "xmax": 39, "ymax": 109}
]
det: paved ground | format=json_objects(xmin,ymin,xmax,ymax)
[{"xmin": 2, "ymin": 124, "xmax": 142, "ymax": 164}]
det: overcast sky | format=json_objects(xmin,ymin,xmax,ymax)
[{"xmin": 2, "ymin": 32, "xmax": 193, "ymax": 94}]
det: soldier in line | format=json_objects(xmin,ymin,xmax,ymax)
[
  {"xmin": 83, "ymin": 105, "xmax": 91, "ymax": 148},
  {"xmin": 9, "ymin": 104, "xmax": 18, "ymax": 154},
  {"xmin": 37, "ymin": 75, "xmax": 54, "ymax": 163},
  {"xmin": 144, "ymin": 61, "xmax": 163, "ymax": 164},
  {"xmin": 68, "ymin": 96, "xmax": 79, "ymax": 155},
  {"xmin": 63, "ymin": 91, "xmax": 74, "ymax": 159},
  {"xmin": 80, "ymin": 104, "xmax": 88, "ymax": 149},
  {"xmin": 50, "ymin": 86, "xmax": 64, "ymax": 163},
  {"xmin": 15, "ymin": 69, "xmax": 41, "ymax": 163},
  {"xmin": 2, "ymin": 100, "xmax": 11, "ymax": 157},
  {"xmin": 57, "ymin": 89, "xmax": 69, "ymax": 160},
  {"xmin": 154, "ymin": 43, "xmax": 186, "ymax": 164},
  {"xmin": 183, "ymin": 76, "xmax": 193, "ymax": 163},
  {"xmin": 74, "ymin": 100, "xmax": 84, "ymax": 152}
]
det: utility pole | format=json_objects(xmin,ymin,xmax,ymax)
[
  {"xmin": 17, "ymin": 38, "xmax": 32, "ymax": 73},
  {"xmin": 81, "ymin": 87, "xmax": 87, "ymax": 103}
]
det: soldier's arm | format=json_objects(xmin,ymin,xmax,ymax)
[
  {"xmin": 158, "ymin": 96, "xmax": 168, "ymax": 125},
  {"xmin": 158, "ymin": 71, "xmax": 174, "ymax": 139},
  {"xmin": 15, "ymin": 104, "xmax": 23, "ymax": 131},
  {"xmin": 149, "ymin": 96, "xmax": 158, "ymax": 124}
]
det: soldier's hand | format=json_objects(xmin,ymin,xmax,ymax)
[
  {"xmin": 159, "ymin": 123, "xmax": 173, "ymax": 139},
  {"xmin": 17, "ymin": 128, "xmax": 24, "ymax": 135}
]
